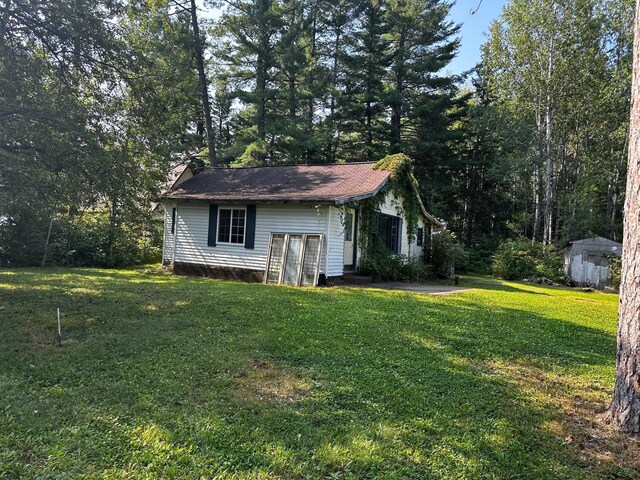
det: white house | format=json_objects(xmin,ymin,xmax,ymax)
[{"xmin": 162, "ymin": 162, "xmax": 443, "ymax": 286}]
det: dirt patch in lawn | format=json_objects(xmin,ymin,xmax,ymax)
[
  {"xmin": 485, "ymin": 360, "xmax": 640, "ymax": 475},
  {"xmin": 235, "ymin": 360, "xmax": 314, "ymax": 404}
]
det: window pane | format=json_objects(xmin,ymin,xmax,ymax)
[
  {"xmin": 344, "ymin": 212, "xmax": 353, "ymax": 241},
  {"xmin": 375, "ymin": 214, "xmax": 400, "ymax": 253},
  {"xmin": 376, "ymin": 215, "xmax": 389, "ymax": 250},
  {"xmin": 229, "ymin": 209, "xmax": 246, "ymax": 244},
  {"xmin": 218, "ymin": 208, "xmax": 247, "ymax": 244},
  {"xmin": 390, "ymin": 217, "xmax": 399, "ymax": 253},
  {"xmin": 301, "ymin": 235, "xmax": 321, "ymax": 286},
  {"xmin": 283, "ymin": 235, "xmax": 303, "ymax": 285},
  {"xmin": 266, "ymin": 235, "xmax": 285, "ymax": 284},
  {"xmin": 218, "ymin": 209, "xmax": 231, "ymax": 243}
]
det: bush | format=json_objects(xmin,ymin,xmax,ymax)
[
  {"xmin": 491, "ymin": 239, "xmax": 564, "ymax": 282},
  {"xmin": 361, "ymin": 248, "xmax": 432, "ymax": 282},
  {"xmin": 430, "ymin": 231, "xmax": 466, "ymax": 279},
  {"xmin": 609, "ymin": 255, "xmax": 621, "ymax": 290},
  {"xmin": 462, "ymin": 236, "xmax": 500, "ymax": 274}
]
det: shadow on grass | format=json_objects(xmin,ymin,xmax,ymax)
[{"xmin": 0, "ymin": 268, "xmax": 628, "ymax": 479}]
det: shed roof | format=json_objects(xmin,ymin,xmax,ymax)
[{"xmin": 568, "ymin": 236, "xmax": 622, "ymax": 247}]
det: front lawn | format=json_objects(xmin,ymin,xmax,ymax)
[{"xmin": 0, "ymin": 268, "xmax": 636, "ymax": 479}]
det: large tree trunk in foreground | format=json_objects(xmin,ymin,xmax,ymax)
[
  {"xmin": 610, "ymin": 0, "xmax": 640, "ymax": 434},
  {"xmin": 190, "ymin": 0, "xmax": 216, "ymax": 166}
]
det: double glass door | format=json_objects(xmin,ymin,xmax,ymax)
[{"xmin": 265, "ymin": 233, "xmax": 323, "ymax": 287}]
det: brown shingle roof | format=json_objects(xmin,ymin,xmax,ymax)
[{"xmin": 167, "ymin": 162, "xmax": 391, "ymax": 205}]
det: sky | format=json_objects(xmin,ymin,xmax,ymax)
[{"xmin": 445, "ymin": 0, "xmax": 509, "ymax": 74}]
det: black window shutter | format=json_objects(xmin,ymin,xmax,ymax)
[
  {"xmin": 245, "ymin": 205, "xmax": 256, "ymax": 249},
  {"xmin": 397, "ymin": 218, "xmax": 403, "ymax": 254},
  {"xmin": 171, "ymin": 207, "xmax": 176, "ymax": 234},
  {"xmin": 208, "ymin": 204, "xmax": 218, "ymax": 247}
]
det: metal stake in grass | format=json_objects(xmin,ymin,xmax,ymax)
[{"xmin": 56, "ymin": 306, "xmax": 62, "ymax": 347}]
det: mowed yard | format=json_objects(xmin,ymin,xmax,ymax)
[{"xmin": 0, "ymin": 268, "xmax": 637, "ymax": 479}]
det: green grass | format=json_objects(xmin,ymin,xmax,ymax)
[{"xmin": 0, "ymin": 267, "xmax": 635, "ymax": 479}]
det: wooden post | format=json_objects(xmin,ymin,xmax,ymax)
[{"xmin": 56, "ymin": 307, "xmax": 62, "ymax": 347}]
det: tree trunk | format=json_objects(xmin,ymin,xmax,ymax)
[
  {"xmin": 543, "ymin": 33, "xmax": 555, "ymax": 245},
  {"xmin": 307, "ymin": 3, "xmax": 317, "ymax": 131},
  {"xmin": 533, "ymin": 106, "xmax": 544, "ymax": 243},
  {"xmin": 609, "ymin": 0, "xmax": 640, "ymax": 434},
  {"xmin": 390, "ymin": 27, "xmax": 406, "ymax": 153},
  {"xmin": 190, "ymin": 0, "xmax": 216, "ymax": 166},
  {"xmin": 289, "ymin": 73, "xmax": 296, "ymax": 119},
  {"xmin": 256, "ymin": 54, "xmax": 267, "ymax": 141},
  {"xmin": 328, "ymin": 26, "xmax": 342, "ymax": 163},
  {"xmin": 107, "ymin": 197, "xmax": 118, "ymax": 267},
  {"xmin": 41, "ymin": 213, "xmax": 55, "ymax": 268},
  {"xmin": 254, "ymin": 0, "xmax": 271, "ymax": 142},
  {"xmin": 365, "ymin": 57, "xmax": 373, "ymax": 160}
]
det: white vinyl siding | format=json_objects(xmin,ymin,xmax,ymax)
[
  {"xmin": 171, "ymin": 203, "xmax": 338, "ymax": 275},
  {"xmin": 163, "ymin": 192, "xmax": 428, "ymax": 276},
  {"xmin": 162, "ymin": 205, "xmax": 176, "ymax": 264},
  {"xmin": 325, "ymin": 206, "xmax": 346, "ymax": 277}
]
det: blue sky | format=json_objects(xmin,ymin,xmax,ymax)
[{"xmin": 446, "ymin": 0, "xmax": 509, "ymax": 74}]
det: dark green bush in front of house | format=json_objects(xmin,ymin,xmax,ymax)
[
  {"xmin": 360, "ymin": 248, "xmax": 432, "ymax": 282},
  {"xmin": 361, "ymin": 231, "xmax": 465, "ymax": 282},
  {"xmin": 491, "ymin": 239, "xmax": 564, "ymax": 282},
  {"xmin": 430, "ymin": 231, "xmax": 466, "ymax": 278}
]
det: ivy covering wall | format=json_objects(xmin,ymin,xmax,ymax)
[{"xmin": 349, "ymin": 154, "xmax": 424, "ymax": 261}]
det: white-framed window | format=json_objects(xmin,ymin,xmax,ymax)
[{"xmin": 217, "ymin": 208, "xmax": 246, "ymax": 245}]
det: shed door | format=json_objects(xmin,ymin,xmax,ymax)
[{"xmin": 584, "ymin": 253, "xmax": 609, "ymax": 288}]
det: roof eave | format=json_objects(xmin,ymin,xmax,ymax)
[
  {"xmin": 165, "ymin": 196, "xmax": 337, "ymax": 205},
  {"xmin": 333, "ymin": 178, "xmax": 389, "ymax": 205}
]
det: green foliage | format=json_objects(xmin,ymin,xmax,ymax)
[
  {"xmin": 477, "ymin": 0, "xmax": 632, "ymax": 244},
  {"xmin": 609, "ymin": 255, "xmax": 622, "ymax": 290},
  {"xmin": 373, "ymin": 153, "xmax": 421, "ymax": 244},
  {"xmin": 461, "ymin": 236, "xmax": 501, "ymax": 274},
  {"xmin": 0, "ymin": 0, "xmax": 203, "ymax": 267},
  {"xmin": 491, "ymin": 239, "xmax": 564, "ymax": 282},
  {"xmin": 352, "ymin": 153, "xmax": 424, "ymax": 267},
  {"xmin": 491, "ymin": 240, "xmax": 537, "ymax": 281},
  {"xmin": 233, "ymin": 141, "xmax": 268, "ymax": 167},
  {"xmin": 215, "ymin": 0, "xmax": 460, "ymax": 165},
  {"xmin": 0, "ymin": 267, "xmax": 624, "ymax": 478},
  {"xmin": 360, "ymin": 247, "xmax": 432, "ymax": 282},
  {"xmin": 430, "ymin": 231, "xmax": 466, "ymax": 279}
]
